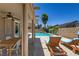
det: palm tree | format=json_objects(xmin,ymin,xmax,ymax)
[{"xmin": 41, "ymin": 13, "xmax": 48, "ymax": 29}]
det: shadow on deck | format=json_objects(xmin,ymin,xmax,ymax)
[{"xmin": 28, "ymin": 38, "xmax": 44, "ymax": 56}]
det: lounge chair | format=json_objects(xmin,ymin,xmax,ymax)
[
  {"xmin": 47, "ymin": 37, "xmax": 67, "ymax": 56},
  {"xmin": 61, "ymin": 40, "xmax": 79, "ymax": 53}
]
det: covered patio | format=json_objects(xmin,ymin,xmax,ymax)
[{"xmin": 0, "ymin": 3, "xmax": 35, "ymax": 56}]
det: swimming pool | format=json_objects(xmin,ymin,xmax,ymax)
[
  {"xmin": 35, "ymin": 32, "xmax": 74, "ymax": 43},
  {"xmin": 35, "ymin": 32, "xmax": 51, "ymax": 36}
]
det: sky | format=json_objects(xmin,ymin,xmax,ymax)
[{"xmin": 34, "ymin": 3, "xmax": 79, "ymax": 26}]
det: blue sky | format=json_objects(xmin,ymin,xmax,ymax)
[{"xmin": 34, "ymin": 3, "xmax": 79, "ymax": 26}]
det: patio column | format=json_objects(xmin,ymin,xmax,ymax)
[
  {"xmin": 32, "ymin": 4, "xmax": 35, "ymax": 43},
  {"xmin": 22, "ymin": 4, "xmax": 28, "ymax": 56}
]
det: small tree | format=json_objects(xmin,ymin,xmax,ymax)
[{"xmin": 48, "ymin": 25, "xmax": 59, "ymax": 35}]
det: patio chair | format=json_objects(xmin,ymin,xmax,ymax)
[
  {"xmin": 47, "ymin": 37, "xmax": 67, "ymax": 56},
  {"xmin": 62, "ymin": 40, "xmax": 79, "ymax": 54}
]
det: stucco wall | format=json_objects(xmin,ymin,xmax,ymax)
[
  {"xmin": 0, "ymin": 17, "xmax": 5, "ymax": 39},
  {"xmin": 0, "ymin": 3, "xmax": 23, "ymax": 39},
  {"xmin": 0, "ymin": 4, "xmax": 35, "ymax": 39},
  {"xmin": 27, "ymin": 4, "xmax": 35, "ymax": 33},
  {"xmin": 58, "ymin": 27, "xmax": 79, "ymax": 38}
]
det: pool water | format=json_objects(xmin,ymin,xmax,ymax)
[
  {"xmin": 73, "ymin": 38, "xmax": 79, "ymax": 40},
  {"xmin": 35, "ymin": 32, "xmax": 51, "ymax": 43},
  {"xmin": 35, "ymin": 32, "xmax": 51, "ymax": 36},
  {"xmin": 61, "ymin": 37, "xmax": 73, "ymax": 43}
]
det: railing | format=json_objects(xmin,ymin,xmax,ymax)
[
  {"xmin": 0, "ymin": 38, "xmax": 21, "ymax": 56},
  {"xmin": 0, "ymin": 47, "xmax": 21, "ymax": 56}
]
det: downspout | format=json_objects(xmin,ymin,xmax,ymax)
[{"xmin": 32, "ymin": 19, "xmax": 35, "ymax": 44}]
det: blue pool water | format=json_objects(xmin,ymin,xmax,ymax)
[
  {"xmin": 35, "ymin": 32, "xmax": 51, "ymax": 36},
  {"xmin": 73, "ymin": 38, "xmax": 79, "ymax": 40},
  {"xmin": 61, "ymin": 37, "xmax": 73, "ymax": 43},
  {"xmin": 35, "ymin": 32, "xmax": 50, "ymax": 43}
]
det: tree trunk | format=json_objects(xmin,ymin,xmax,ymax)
[{"xmin": 44, "ymin": 24, "xmax": 46, "ymax": 29}]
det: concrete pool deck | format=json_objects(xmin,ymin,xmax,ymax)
[
  {"xmin": 28, "ymin": 36, "xmax": 50, "ymax": 56},
  {"xmin": 36, "ymin": 36, "xmax": 51, "ymax": 56},
  {"xmin": 29, "ymin": 34, "xmax": 79, "ymax": 56}
]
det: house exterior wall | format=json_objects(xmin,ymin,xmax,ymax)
[
  {"xmin": 28, "ymin": 4, "xmax": 35, "ymax": 33},
  {"xmin": 0, "ymin": 3, "xmax": 35, "ymax": 56},
  {"xmin": 58, "ymin": 27, "xmax": 79, "ymax": 38},
  {"xmin": 0, "ymin": 17, "xmax": 5, "ymax": 39},
  {"xmin": 0, "ymin": 3, "xmax": 23, "ymax": 39}
]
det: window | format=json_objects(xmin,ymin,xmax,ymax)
[{"xmin": 14, "ymin": 21, "xmax": 20, "ymax": 38}]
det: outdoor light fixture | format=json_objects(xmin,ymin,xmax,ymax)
[
  {"xmin": 6, "ymin": 12, "xmax": 12, "ymax": 18},
  {"xmin": 6, "ymin": 12, "xmax": 14, "ymax": 20}
]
